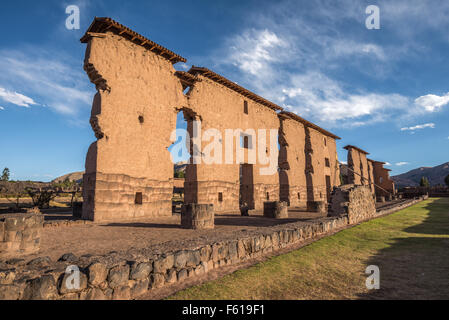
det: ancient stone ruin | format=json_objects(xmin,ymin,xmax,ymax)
[
  {"xmin": 342, "ymin": 145, "xmax": 396, "ymax": 201},
  {"xmin": 0, "ymin": 213, "xmax": 44, "ymax": 259},
  {"xmin": 80, "ymin": 17, "xmax": 342, "ymax": 222},
  {"xmin": 327, "ymin": 185, "xmax": 376, "ymax": 224}
]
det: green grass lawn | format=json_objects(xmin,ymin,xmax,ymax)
[{"xmin": 169, "ymin": 198, "xmax": 449, "ymax": 300}]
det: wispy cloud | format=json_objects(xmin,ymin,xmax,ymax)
[
  {"xmin": 0, "ymin": 106, "xmax": 4, "ymax": 110},
  {"xmin": 0, "ymin": 88, "xmax": 36, "ymax": 108},
  {"xmin": 400, "ymin": 123, "xmax": 435, "ymax": 131},
  {"xmin": 208, "ymin": 0, "xmax": 449, "ymax": 129},
  {"xmin": 414, "ymin": 92, "xmax": 449, "ymax": 112},
  {"xmin": 396, "ymin": 162, "xmax": 410, "ymax": 166},
  {"xmin": 384, "ymin": 162, "xmax": 392, "ymax": 166},
  {"xmin": 0, "ymin": 48, "xmax": 93, "ymax": 116}
]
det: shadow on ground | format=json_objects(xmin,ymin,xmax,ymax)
[
  {"xmin": 358, "ymin": 198, "xmax": 449, "ymax": 299},
  {"xmin": 103, "ymin": 215, "xmax": 307, "ymax": 229}
]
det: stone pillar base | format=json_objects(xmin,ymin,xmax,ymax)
[
  {"xmin": 0, "ymin": 213, "xmax": 44, "ymax": 259},
  {"xmin": 181, "ymin": 204, "xmax": 214, "ymax": 229},
  {"xmin": 263, "ymin": 201, "xmax": 288, "ymax": 219},
  {"xmin": 377, "ymin": 196, "xmax": 385, "ymax": 203},
  {"xmin": 307, "ymin": 201, "xmax": 327, "ymax": 214}
]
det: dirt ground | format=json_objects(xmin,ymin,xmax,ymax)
[{"xmin": 18, "ymin": 208, "xmax": 327, "ymax": 262}]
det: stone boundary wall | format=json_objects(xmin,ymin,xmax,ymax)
[
  {"xmin": 0, "ymin": 197, "xmax": 427, "ymax": 300},
  {"xmin": 328, "ymin": 185, "xmax": 376, "ymax": 225}
]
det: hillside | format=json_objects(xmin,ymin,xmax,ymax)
[
  {"xmin": 52, "ymin": 171, "xmax": 84, "ymax": 183},
  {"xmin": 391, "ymin": 162, "xmax": 449, "ymax": 187}
]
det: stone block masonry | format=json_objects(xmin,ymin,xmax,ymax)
[
  {"xmin": 263, "ymin": 201, "xmax": 288, "ymax": 219},
  {"xmin": 328, "ymin": 185, "xmax": 376, "ymax": 225},
  {"xmin": 0, "ymin": 197, "xmax": 425, "ymax": 300},
  {"xmin": 181, "ymin": 204, "xmax": 214, "ymax": 229},
  {"xmin": 0, "ymin": 214, "xmax": 44, "ymax": 259}
]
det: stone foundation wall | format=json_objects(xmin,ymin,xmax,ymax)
[
  {"xmin": 0, "ymin": 197, "xmax": 426, "ymax": 300},
  {"xmin": 0, "ymin": 215, "xmax": 348, "ymax": 300},
  {"xmin": 83, "ymin": 173, "xmax": 172, "ymax": 222},
  {"xmin": 328, "ymin": 184, "xmax": 376, "ymax": 224},
  {"xmin": 186, "ymin": 180, "xmax": 239, "ymax": 213},
  {"xmin": 0, "ymin": 214, "xmax": 43, "ymax": 259}
]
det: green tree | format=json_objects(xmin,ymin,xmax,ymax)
[
  {"xmin": 420, "ymin": 176, "xmax": 430, "ymax": 187},
  {"xmin": 445, "ymin": 174, "xmax": 449, "ymax": 188},
  {"xmin": 1, "ymin": 168, "xmax": 10, "ymax": 181},
  {"xmin": 174, "ymin": 171, "xmax": 185, "ymax": 179}
]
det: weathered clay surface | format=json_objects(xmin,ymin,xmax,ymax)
[{"xmin": 80, "ymin": 18, "xmax": 342, "ymax": 222}]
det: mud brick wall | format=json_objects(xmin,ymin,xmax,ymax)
[
  {"xmin": 278, "ymin": 114, "xmax": 307, "ymax": 208},
  {"xmin": 185, "ymin": 75, "xmax": 281, "ymax": 212},
  {"xmin": 372, "ymin": 161, "xmax": 396, "ymax": 198},
  {"xmin": 0, "ymin": 214, "xmax": 43, "ymax": 259},
  {"xmin": 278, "ymin": 113, "xmax": 340, "ymax": 208},
  {"xmin": 346, "ymin": 146, "xmax": 370, "ymax": 188},
  {"xmin": 328, "ymin": 185, "xmax": 376, "ymax": 224},
  {"xmin": 82, "ymin": 31, "xmax": 185, "ymax": 222}
]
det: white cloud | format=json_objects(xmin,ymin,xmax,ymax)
[
  {"xmin": 0, "ymin": 48, "xmax": 93, "ymax": 116},
  {"xmin": 400, "ymin": 123, "xmax": 435, "ymax": 131},
  {"xmin": 212, "ymin": 3, "xmax": 422, "ymax": 128},
  {"xmin": 265, "ymin": 71, "xmax": 410, "ymax": 126},
  {"xmin": 227, "ymin": 29, "xmax": 289, "ymax": 76},
  {"xmin": 0, "ymin": 106, "xmax": 4, "ymax": 110},
  {"xmin": 0, "ymin": 87, "xmax": 36, "ymax": 107},
  {"xmin": 384, "ymin": 162, "xmax": 392, "ymax": 166},
  {"xmin": 414, "ymin": 92, "xmax": 449, "ymax": 112},
  {"xmin": 396, "ymin": 162, "xmax": 409, "ymax": 166}
]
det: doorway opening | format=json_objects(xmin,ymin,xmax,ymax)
[
  {"xmin": 325, "ymin": 175, "xmax": 332, "ymax": 203},
  {"xmin": 239, "ymin": 164, "xmax": 254, "ymax": 210}
]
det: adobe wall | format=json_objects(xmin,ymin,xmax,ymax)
[
  {"xmin": 278, "ymin": 115, "xmax": 307, "ymax": 208},
  {"xmin": 372, "ymin": 161, "xmax": 396, "ymax": 198},
  {"xmin": 346, "ymin": 147, "xmax": 370, "ymax": 188},
  {"xmin": 309, "ymin": 128, "xmax": 339, "ymax": 203},
  {"xmin": 278, "ymin": 114, "xmax": 340, "ymax": 207},
  {"xmin": 184, "ymin": 75, "xmax": 280, "ymax": 212},
  {"xmin": 82, "ymin": 33, "xmax": 186, "ymax": 222},
  {"xmin": 367, "ymin": 160, "xmax": 375, "ymax": 194}
]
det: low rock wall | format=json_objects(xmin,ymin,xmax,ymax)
[{"xmin": 0, "ymin": 196, "xmax": 427, "ymax": 300}]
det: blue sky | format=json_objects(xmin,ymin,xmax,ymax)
[{"xmin": 0, "ymin": 0, "xmax": 448, "ymax": 181}]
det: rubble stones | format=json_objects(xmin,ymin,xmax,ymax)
[
  {"xmin": 107, "ymin": 265, "xmax": 130, "ymax": 289},
  {"xmin": 88, "ymin": 262, "xmax": 108, "ymax": 286}
]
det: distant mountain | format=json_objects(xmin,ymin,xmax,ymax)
[
  {"xmin": 391, "ymin": 162, "xmax": 449, "ymax": 187},
  {"xmin": 174, "ymin": 161, "xmax": 188, "ymax": 173},
  {"xmin": 52, "ymin": 171, "xmax": 84, "ymax": 184}
]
